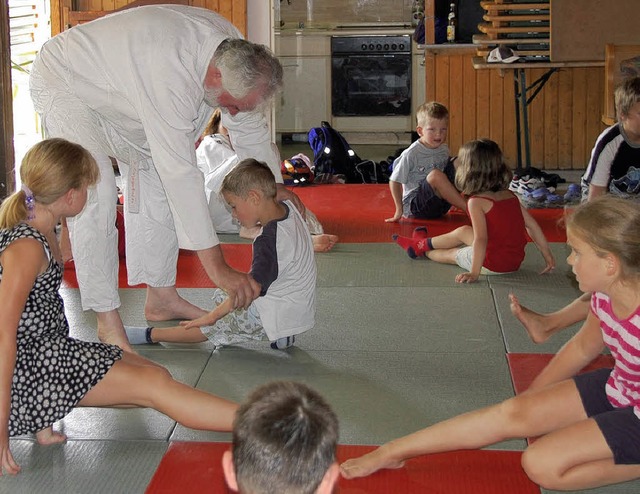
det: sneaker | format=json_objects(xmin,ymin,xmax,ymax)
[
  {"xmin": 271, "ymin": 335, "xmax": 295, "ymax": 350},
  {"xmin": 563, "ymin": 183, "xmax": 581, "ymax": 202},
  {"xmin": 519, "ymin": 175, "xmax": 545, "ymax": 189},
  {"xmin": 508, "ymin": 177, "xmax": 522, "ymax": 193},
  {"xmin": 545, "ymin": 193, "xmax": 564, "ymax": 205}
]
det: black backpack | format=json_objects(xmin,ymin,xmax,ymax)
[{"xmin": 308, "ymin": 121, "xmax": 364, "ymax": 183}]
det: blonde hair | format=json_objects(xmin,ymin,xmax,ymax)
[
  {"xmin": 220, "ymin": 158, "xmax": 277, "ymax": 199},
  {"xmin": 454, "ymin": 139, "xmax": 512, "ymax": 195},
  {"xmin": 615, "ymin": 76, "xmax": 640, "ymax": 120},
  {"xmin": 0, "ymin": 138, "xmax": 99, "ymax": 229},
  {"xmin": 565, "ymin": 195, "xmax": 640, "ymax": 281},
  {"xmin": 416, "ymin": 101, "xmax": 449, "ymax": 128}
]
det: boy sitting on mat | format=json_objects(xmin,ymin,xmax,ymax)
[
  {"xmin": 125, "ymin": 159, "xmax": 316, "ymax": 350},
  {"xmin": 386, "ymin": 101, "xmax": 467, "ymax": 223},
  {"xmin": 222, "ymin": 381, "xmax": 340, "ymax": 494}
]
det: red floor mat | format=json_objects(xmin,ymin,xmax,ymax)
[
  {"xmin": 295, "ymin": 184, "xmax": 567, "ymax": 243},
  {"xmin": 146, "ymin": 442, "xmax": 539, "ymax": 494},
  {"xmin": 62, "ymin": 185, "xmax": 566, "ymax": 289},
  {"xmin": 507, "ymin": 353, "xmax": 616, "ymax": 395}
]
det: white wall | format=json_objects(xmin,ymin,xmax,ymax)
[{"xmin": 247, "ymin": 0, "xmax": 272, "ymax": 47}]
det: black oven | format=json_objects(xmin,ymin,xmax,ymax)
[{"xmin": 331, "ymin": 35, "xmax": 412, "ymax": 117}]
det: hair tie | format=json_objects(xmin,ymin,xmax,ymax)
[{"xmin": 21, "ymin": 184, "xmax": 35, "ymax": 220}]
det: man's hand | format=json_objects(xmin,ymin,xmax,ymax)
[{"xmin": 197, "ymin": 246, "xmax": 260, "ymax": 309}]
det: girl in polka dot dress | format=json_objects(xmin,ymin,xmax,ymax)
[{"xmin": 0, "ymin": 139, "xmax": 238, "ymax": 475}]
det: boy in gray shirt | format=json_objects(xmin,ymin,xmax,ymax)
[{"xmin": 387, "ymin": 102, "xmax": 467, "ymax": 221}]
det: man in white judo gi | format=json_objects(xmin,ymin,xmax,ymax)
[{"xmin": 29, "ymin": 5, "xmax": 297, "ymax": 352}]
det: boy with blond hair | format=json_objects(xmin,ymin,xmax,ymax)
[{"xmin": 386, "ymin": 101, "xmax": 467, "ymax": 223}]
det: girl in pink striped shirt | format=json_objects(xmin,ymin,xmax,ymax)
[{"xmin": 341, "ymin": 195, "xmax": 640, "ymax": 491}]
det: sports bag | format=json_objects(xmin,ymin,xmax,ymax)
[
  {"xmin": 308, "ymin": 121, "xmax": 364, "ymax": 183},
  {"xmin": 281, "ymin": 153, "xmax": 314, "ymax": 186}
]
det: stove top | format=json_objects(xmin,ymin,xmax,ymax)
[{"xmin": 331, "ymin": 34, "xmax": 411, "ymax": 54}]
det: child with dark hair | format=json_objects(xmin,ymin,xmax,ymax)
[
  {"xmin": 223, "ymin": 381, "xmax": 340, "ymax": 494},
  {"xmin": 393, "ymin": 139, "xmax": 555, "ymax": 283}
]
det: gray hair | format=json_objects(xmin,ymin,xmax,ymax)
[{"xmin": 212, "ymin": 38, "xmax": 283, "ymax": 101}]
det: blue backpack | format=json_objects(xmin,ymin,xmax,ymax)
[{"xmin": 308, "ymin": 121, "xmax": 364, "ymax": 183}]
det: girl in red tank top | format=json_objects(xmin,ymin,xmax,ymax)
[{"xmin": 393, "ymin": 139, "xmax": 555, "ymax": 283}]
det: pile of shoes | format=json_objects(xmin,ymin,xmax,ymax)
[{"xmin": 509, "ymin": 168, "xmax": 581, "ymax": 207}]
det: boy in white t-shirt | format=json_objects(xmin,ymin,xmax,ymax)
[{"xmin": 125, "ymin": 159, "xmax": 316, "ymax": 350}]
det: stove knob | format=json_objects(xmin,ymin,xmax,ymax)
[
  {"xmin": 361, "ymin": 43, "xmax": 367, "ymax": 51},
  {"xmin": 399, "ymin": 43, "xmax": 405, "ymax": 50},
  {"xmin": 376, "ymin": 44, "xmax": 382, "ymax": 50},
  {"xmin": 391, "ymin": 43, "xmax": 397, "ymax": 50},
  {"xmin": 368, "ymin": 43, "xmax": 375, "ymax": 50},
  {"xmin": 384, "ymin": 43, "xmax": 390, "ymax": 50}
]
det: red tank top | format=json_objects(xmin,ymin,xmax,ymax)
[{"xmin": 478, "ymin": 193, "xmax": 527, "ymax": 273}]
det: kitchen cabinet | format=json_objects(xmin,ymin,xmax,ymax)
[{"xmin": 275, "ymin": 35, "xmax": 330, "ymax": 134}]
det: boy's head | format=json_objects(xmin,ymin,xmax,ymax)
[
  {"xmin": 220, "ymin": 159, "xmax": 278, "ymax": 228},
  {"xmin": 615, "ymin": 76, "xmax": 640, "ymax": 139},
  {"xmin": 222, "ymin": 381, "xmax": 340, "ymax": 494},
  {"xmin": 416, "ymin": 102, "xmax": 449, "ymax": 149}
]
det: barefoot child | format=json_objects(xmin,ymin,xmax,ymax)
[
  {"xmin": 342, "ymin": 196, "xmax": 640, "ymax": 491},
  {"xmin": 126, "ymin": 158, "xmax": 316, "ymax": 350},
  {"xmin": 393, "ymin": 139, "xmax": 555, "ymax": 283},
  {"xmin": 0, "ymin": 139, "xmax": 238, "ymax": 475}
]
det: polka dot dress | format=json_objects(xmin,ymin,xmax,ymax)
[{"xmin": 1, "ymin": 224, "xmax": 123, "ymax": 436}]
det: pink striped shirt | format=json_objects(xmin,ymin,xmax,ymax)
[{"xmin": 592, "ymin": 292, "xmax": 640, "ymax": 418}]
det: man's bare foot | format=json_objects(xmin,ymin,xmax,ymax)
[
  {"xmin": 96, "ymin": 310, "xmax": 135, "ymax": 353},
  {"xmin": 340, "ymin": 446, "xmax": 405, "ymax": 479},
  {"xmin": 35, "ymin": 427, "xmax": 67, "ymax": 445},
  {"xmin": 144, "ymin": 286, "xmax": 208, "ymax": 322},
  {"xmin": 312, "ymin": 234, "xmax": 339, "ymax": 253},
  {"xmin": 509, "ymin": 293, "xmax": 552, "ymax": 344}
]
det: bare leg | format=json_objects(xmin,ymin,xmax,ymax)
[
  {"xmin": 97, "ymin": 309, "xmax": 134, "ymax": 353},
  {"xmin": 149, "ymin": 325, "xmax": 209, "ymax": 344},
  {"xmin": 312, "ymin": 234, "xmax": 339, "ymax": 253},
  {"xmin": 35, "ymin": 427, "xmax": 67, "ymax": 445},
  {"xmin": 144, "ymin": 286, "xmax": 208, "ymax": 322},
  {"xmin": 341, "ymin": 379, "xmax": 587, "ymax": 480},
  {"xmin": 427, "ymin": 169, "xmax": 467, "ymax": 214},
  {"xmin": 78, "ymin": 353, "xmax": 238, "ymax": 431},
  {"xmin": 509, "ymin": 292, "xmax": 591, "ymax": 344}
]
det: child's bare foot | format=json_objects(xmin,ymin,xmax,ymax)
[
  {"xmin": 509, "ymin": 293, "xmax": 551, "ymax": 344},
  {"xmin": 340, "ymin": 446, "xmax": 405, "ymax": 479},
  {"xmin": 312, "ymin": 234, "xmax": 339, "ymax": 253},
  {"xmin": 35, "ymin": 427, "xmax": 67, "ymax": 445},
  {"xmin": 144, "ymin": 287, "xmax": 208, "ymax": 322}
]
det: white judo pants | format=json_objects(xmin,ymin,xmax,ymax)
[{"xmin": 30, "ymin": 57, "xmax": 179, "ymax": 312}]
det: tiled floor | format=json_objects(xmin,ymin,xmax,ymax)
[{"xmin": 4, "ymin": 145, "xmax": 635, "ymax": 493}]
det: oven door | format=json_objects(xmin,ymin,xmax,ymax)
[{"xmin": 332, "ymin": 53, "xmax": 412, "ymax": 117}]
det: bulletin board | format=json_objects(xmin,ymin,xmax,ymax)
[{"xmin": 551, "ymin": 0, "xmax": 638, "ymax": 62}]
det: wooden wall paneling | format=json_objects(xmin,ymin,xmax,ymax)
[
  {"xmin": 475, "ymin": 66, "xmax": 491, "ymax": 140},
  {"xmin": 528, "ymin": 68, "xmax": 546, "ymax": 169},
  {"xmin": 542, "ymin": 67, "xmax": 559, "ymax": 168},
  {"xmin": 1, "ymin": 0, "xmax": 15, "ymax": 198},
  {"xmin": 585, "ymin": 66, "xmax": 604, "ymax": 155},
  {"xmin": 556, "ymin": 69, "xmax": 573, "ymax": 168},
  {"xmin": 501, "ymin": 72, "xmax": 516, "ymax": 166},
  {"xmin": 448, "ymin": 54, "xmax": 464, "ymax": 154},
  {"xmin": 488, "ymin": 69, "xmax": 503, "ymax": 145},
  {"xmin": 461, "ymin": 57, "xmax": 477, "ymax": 145},
  {"xmin": 571, "ymin": 68, "xmax": 588, "ymax": 167}
]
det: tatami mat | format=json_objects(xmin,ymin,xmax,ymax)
[{"xmin": 10, "ymin": 178, "xmax": 640, "ymax": 494}]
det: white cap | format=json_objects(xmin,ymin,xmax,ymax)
[{"xmin": 487, "ymin": 47, "xmax": 520, "ymax": 64}]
